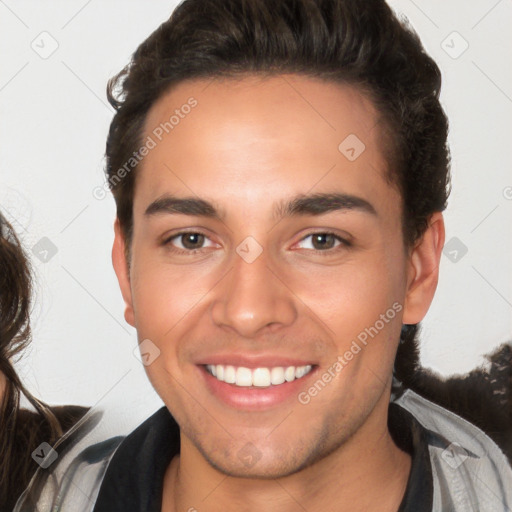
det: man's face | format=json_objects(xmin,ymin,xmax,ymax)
[{"xmin": 117, "ymin": 75, "xmax": 413, "ymax": 477}]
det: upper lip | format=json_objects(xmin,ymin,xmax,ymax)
[{"xmin": 196, "ymin": 353, "xmax": 316, "ymax": 369}]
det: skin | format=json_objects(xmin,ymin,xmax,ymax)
[{"xmin": 113, "ymin": 75, "xmax": 445, "ymax": 511}]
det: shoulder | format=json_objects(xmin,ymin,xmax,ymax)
[
  {"xmin": 13, "ymin": 406, "xmax": 122, "ymax": 512},
  {"xmin": 13, "ymin": 405, "xmax": 174, "ymax": 512},
  {"xmin": 6, "ymin": 405, "xmax": 89, "ymax": 511},
  {"xmin": 92, "ymin": 407, "xmax": 179, "ymax": 512},
  {"xmin": 50, "ymin": 404, "xmax": 90, "ymax": 432},
  {"xmin": 395, "ymin": 389, "xmax": 512, "ymax": 512}
]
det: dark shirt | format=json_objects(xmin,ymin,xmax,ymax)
[{"xmin": 93, "ymin": 403, "xmax": 433, "ymax": 511}]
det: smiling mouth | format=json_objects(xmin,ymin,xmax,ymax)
[{"xmin": 204, "ymin": 364, "xmax": 314, "ymax": 388}]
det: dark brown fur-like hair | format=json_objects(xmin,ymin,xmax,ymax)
[{"xmin": 395, "ymin": 325, "xmax": 512, "ymax": 463}]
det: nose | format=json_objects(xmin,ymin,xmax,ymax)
[{"xmin": 210, "ymin": 248, "xmax": 297, "ymax": 338}]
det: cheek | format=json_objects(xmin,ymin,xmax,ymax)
[
  {"xmin": 129, "ymin": 258, "xmax": 197, "ymax": 402},
  {"xmin": 129, "ymin": 249, "xmax": 223, "ymax": 387},
  {"xmin": 131, "ymin": 264, "xmax": 174, "ymax": 334},
  {"xmin": 130, "ymin": 250, "xmax": 209, "ymax": 336},
  {"xmin": 291, "ymin": 253, "xmax": 404, "ymax": 338}
]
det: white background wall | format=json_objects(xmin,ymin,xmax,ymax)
[{"xmin": 1, "ymin": 0, "xmax": 511, "ymax": 407}]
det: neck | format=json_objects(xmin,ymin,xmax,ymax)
[{"xmin": 162, "ymin": 395, "xmax": 411, "ymax": 512}]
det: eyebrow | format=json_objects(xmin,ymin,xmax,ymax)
[
  {"xmin": 274, "ymin": 192, "xmax": 377, "ymax": 219},
  {"xmin": 144, "ymin": 192, "xmax": 377, "ymax": 220},
  {"xmin": 145, "ymin": 196, "xmax": 222, "ymax": 219}
]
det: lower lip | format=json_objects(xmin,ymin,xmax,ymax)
[{"xmin": 198, "ymin": 365, "xmax": 317, "ymax": 410}]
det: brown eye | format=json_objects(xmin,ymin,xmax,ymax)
[
  {"xmin": 165, "ymin": 232, "xmax": 215, "ymax": 252},
  {"xmin": 180, "ymin": 233, "xmax": 205, "ymax": 249},
  {"xmin": 296, "ymin": 232, "xmax": 343, "ymax": 251},
  {"xmin": 311, "ymin": 233, "xmax": 337, "ymax": 250}
]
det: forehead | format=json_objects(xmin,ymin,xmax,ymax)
[{"xmin": 136, "ymin": 75, "xmax": 399, "ymax": 221}]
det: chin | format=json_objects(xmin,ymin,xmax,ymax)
[
  {"xmin": 206, "ymin": 454, "xmax": 305, "ymax": 480},
  {"xmin": 197, "ymin": 433, "xmax": 334, "ymax": 480}
]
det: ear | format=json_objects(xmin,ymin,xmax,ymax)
[
  {"xmin": 402, "ymin": 212, "xmax": 445, "ymax": 325},
  {"xmin": 112, "ymin": 219, "xmax": 135, "ymax": 327}
]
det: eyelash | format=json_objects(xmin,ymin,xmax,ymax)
[
  {"xmin": 162, "ymin": 230, "xmax": 351, "ymax": 256},
  {"xmin": 295, "ymin": 231, "xmax": 352, "ymax": 256}
]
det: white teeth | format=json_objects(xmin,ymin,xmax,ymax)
[
  {"xmin": 284, "ymin": 366, "xmax": 295, "ymax": 382},
  {"xmin": 224, "ymin": 365, "xmax": 236, "ymax": 384},
  {"xmin": 205, "ymin": 364, "xmax": 312, "ymax": 387},
  {"xmin": 236, "ymin": 367, "xmax": 253, "ymax": 387},
  {"xmin": 270, "ymin": 367, "xmax": 285, "ymax": 385},
  {"xmin": 253, "ymin": 368, "xmax": 271, "ymax": 387},
  {"xmin": 295, "ymin": 366, "xmax": 306, "ymax": 379}
]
